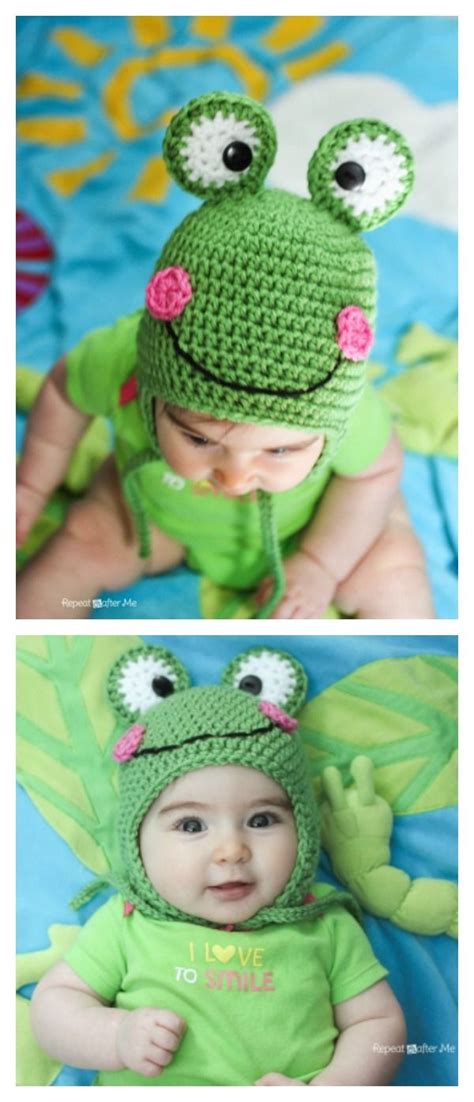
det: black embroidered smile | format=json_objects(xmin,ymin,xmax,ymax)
[
  {"xmin": 132, "ymin": 721, "xmax": 274, "ymax": 758},
  {"xmin": 166, "ymin": 321, "xmax": 343, "ymax": 397}
]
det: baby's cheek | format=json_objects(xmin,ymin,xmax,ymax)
[
  {"xmin": 156, "ymin": 427, "xmax": 202, "ymax": 479},
  {"xmin": 263, "ymin": 452, "xmax": 321, "ymax": 491},
  {"xmin": 161, "ymin": 442, "xmax": 194, "ymax": 478}
]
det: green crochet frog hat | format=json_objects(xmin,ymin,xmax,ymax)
[
  {"xmin": 137, "ymin": 90, "xmax": 414, "ymax": 456},
  {"xmin": 126, "ymin": 92, "xmax": 414, "ymax": 616},
  {"xmin": 103, "ymin": 644, "xmax": 356, "ymax": 931}
]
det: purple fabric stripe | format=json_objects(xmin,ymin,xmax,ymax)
[
  {"xmin": 17, "ymin": 239, "xmax": 53, "ymax": 259},
  {"xmin": 16, "ymin": 269, "xmax": 48, "ymax": 294}
]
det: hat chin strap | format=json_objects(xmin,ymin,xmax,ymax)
[
  {"xmin": 70, "ymin": 870, "xmax": 360, "ymax": 931},
  {"xmin": 211, "ymin": 489, "xmax": 285, "ymax": 620},
  {"xmin": 254, "ymin": 489, "xmax": 286, "ymax": 615},
  {"xmin": 252, "ymin": 490, "xmax": 286, "ymax": 619}
]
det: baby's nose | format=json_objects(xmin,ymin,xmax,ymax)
[
  {"xmin": 213, "ymin": 457, "xmax": 254, "ymax": 495},
  {"xmin": 213, "ymin": 834, "xmax": 251, "ymax": 864},
  {"xmin": 215, "ymin": 472, "xmax": 252, "ymax": 496}
]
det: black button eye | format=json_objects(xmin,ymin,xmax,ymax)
[
  {"xmin": 335, "ymin": 161, "xmax": 366, "ymax": 190},
  {"xmin": 152, "ymin": 675, "xmax": 175, "ymax": 698},
  {"xmin": 238, "ymin": 674, "xmax": 263, "ymax": 695},
  {"xmin": 223, "ymin": 141, "xmax": 253, "ymax": 172}
]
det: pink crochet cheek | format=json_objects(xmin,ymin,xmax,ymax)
[
  {"xmin": 112, "ymin": 723, "xmax": 146, "ymax": 763},
  {"xmin": 336, "ymin": 305, "xmax": 374, "ymax": 361},
  {"xmin": 145, "ymin": 266, "xmax": 193, "ymax": 320},
  {"xmin": 259, "ymin": 699, "xmax": 297, "ymax": 734}
]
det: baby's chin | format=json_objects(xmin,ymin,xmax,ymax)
[
  {"xmin": 193, "ymin": 888, "xmax": 274, "ymax": 926},
  {"xmin": 209, "ymin": 476, "xmax": 310, "ymax": 496},
  {"xmin": 197, "ymin": 901, "xmax": 262, "ymax": 924},
  {"xmin": 258, "ymin": 477, "xmax": 308, "ymax": 494}
]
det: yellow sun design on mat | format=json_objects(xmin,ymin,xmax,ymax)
[{"xmin": 17, "ymin": 16, "xmax": 349, "ymax": 201}]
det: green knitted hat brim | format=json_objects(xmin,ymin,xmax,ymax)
[
  {"xmin": 114, "ymin": 686, "xmax": 320, "ymax": 930},
  {"xmin": 120, "ymin": 737, "xmax": 319, "ymax": 928},
  {"xmin": 136, "ymin": 189, "xmax": 375, "ymax": 462}
]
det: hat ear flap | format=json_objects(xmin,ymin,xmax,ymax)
[
  {"xmin": 221, "ymin": 647, "xmax": 307, "ymax": 717},
  {"xmin": 307, "ymin": 118, "xmax": 414, "ymax": 231},
  {"xmin": 107, "ymin": 645, "xmax": 191, "ymax": 723}
]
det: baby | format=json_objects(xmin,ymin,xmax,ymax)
[
  {"xmin": 31, "ymin": 645, "xmax": 406, "ymax": 1086},
  {"xmin": 16, "ymin": 91, "xmax": 434, "ymax": 620}
]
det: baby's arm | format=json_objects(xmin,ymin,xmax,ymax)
[
  {"xmin": 31, "ymin": 960, "xmax": 186, "ymax": 1078},
  {"xmin": 309, "ymin": 979, "xmax": 406, "ymax": 1086},
  {"xmin": 16, "ymin": 357, "xmax": 91, "ymax": 548},
  {"xmin": 265, "ymin": 430, "xmax": 402, "ymax": 619},
  {"xmin": 255, "ymin": 979, "xmax": 406, "ymax": 1086}
]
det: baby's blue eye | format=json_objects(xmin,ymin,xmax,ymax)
[
  {"xmin": 178, "ymin": 817, "xmax": 205, "ymax": 833},
  {"xmin": 268, "ymin": 447, "xmax": 289, "ymax": 457},
  {"xmin": 248, "ymin": 811, "xmax": 278, "ymax": 828}
]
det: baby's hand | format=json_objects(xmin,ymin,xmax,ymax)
[
  {"xmin": 115, "ymin": 1007, "xmax": 186, "ymax": 1078},
  {"xmin": 256, "ymin": 550, "xmax": 337, "ymax": 619}
]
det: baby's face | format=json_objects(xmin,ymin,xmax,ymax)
[
  {"xmin": 155, "ymin": 403, "xmax": 325, "ymax": 496},
  {"xmin": 139, "ymin": 764, "xmax": 297, "ymax": 925}
]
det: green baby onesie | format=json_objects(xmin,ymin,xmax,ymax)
[{"xmin": 64, "ymin": 884, "xmax": 387, "ymax": 1086}]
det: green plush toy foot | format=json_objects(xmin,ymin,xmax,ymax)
[{"xmin": 321, "ymin": 756, "xmax": 458, "ymax": 938}]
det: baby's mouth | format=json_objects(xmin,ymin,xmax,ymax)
[
  {"xmin": 209, "ymin": 881, "xmax": 254, "ymax": 901},
  {"xmin": 166, "ymin": 321, "xmax": 342, "ymax": 397},
  {"xmin": 211, "ymin": 481, "xmax": 257, "ymax": 499}
]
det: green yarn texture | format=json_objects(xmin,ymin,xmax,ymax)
[
  {"xmin": 308, "ymin": 118, "xmax": 414, "ymax": 232},
  {"xmin": 253, "ymin": 490, "xmax": 286, "ymax": 619},
  {"xmin": 221, "ymin": 644, "xmax": 308, "ymax": 715},
  {"xmin": 163, "ymin": 90, "xmax": 278, "ymax": 200}
]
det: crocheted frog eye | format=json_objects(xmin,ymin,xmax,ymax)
[
  {"xmin": 307, "ymin": 118, "xmax": 414, "ymax": 231},
  {"xmin": 107, "ymin": 645, "xmax": 191, "ymax": 722},
  {"xmin": 221, "ymin": 647, "xmax": 307, "ymax": 716},
  {"xmin": 163, "ymin": 91, "xmax": 277, "ymax": 200}
]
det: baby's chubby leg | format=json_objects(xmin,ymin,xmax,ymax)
[
  {"xmin": 334, "ymin": 495, "xmax": 435, "ymax": 619},
  {"xmin": 16, "ymin": 457, "xmax": 184, "ymax": 619}
]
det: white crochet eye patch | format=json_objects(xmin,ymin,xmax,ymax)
[
  {"xmin": 231, "ymin": 650, "xmax": 298, "ymax": 708},
  {"xmin": 180, "ymin": 111, "xmax": 260, "ymax": 188},
  {"xmin": 330, "ymin": 133, "xmax": 409, "ymax": 217},
  {"xmin": 117, "ymin": 653, "xmax": 179, "ymax": 714}
]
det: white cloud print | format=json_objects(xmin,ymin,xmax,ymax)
[{"xmin": 268, "ymin": 73, "xmax": 457, "ymax": 231}]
